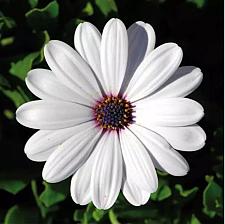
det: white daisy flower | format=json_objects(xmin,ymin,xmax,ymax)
[{"xmin": 16, "ymin": 18, "xmax": 206, "ymax": 209}]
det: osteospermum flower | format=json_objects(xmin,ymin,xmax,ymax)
[{"xmin": 16, "ymin": 18, "xmax": 206, "ymax": 209}]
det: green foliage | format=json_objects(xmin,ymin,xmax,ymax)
[
  {"xmin": 187, "ymin": 0, "xmax": 206, "ymax": 8},
  {"xmin": 203, "ymin": 176, "xmax": 223, "ymax": 218},
  {"xmin": 4, "ymin": 205, "xmax": 39, "ymax": 224},
  {"xmin": 9, "ymin": 52, "xmax": 39, "ymax": 80},
  {"xmin": 82, "ymin": 2, "xmax": 94, "ymax": 16},
  {"xmin": 93, "ymin": 209, "xmax": 106, "ymax": 221},
  {"xmin": 151, "ymin": 180, "xmax": 172, "ymax": 201},
  {"xmin": 3, "ymin": 109, "xmax": 14, "ymax": 119},
  {"xmin": 175, "ymin": 184, "xmax": 198, "ymax": 198},
  {"xmin": 73, "ymin": 209, "xmax": 86, "ymax": 222},
  {"xmin": 0, "ymin": 28, "xmax": 49, "ymax": 107},
  {"xmin": 0, "ymin": 14, "xmax": 16, "ymax": 32},
  {"xmin": 109, "ymin": 209, "xmax": 120, "ymax": 224},
  {"xmin": 173, "ymin": 184, "xmax": 199, "ymax": 208},
  {"xmin": 73, "ymin": 203, "xmax": 96, "ymax": 223},
  {"xmin": 39, "ymin": 180, "xmax": 69, "ymax": 207},
  {"xmin": 189, "ymin": 214, "xmax": 201, "ymax": 224},
  {"xmin": 28, "ymin": 0, "xmax": 39, "ymax": 9},
  {"xmin": 95, "ymin": 0, "xmax": 118, "ymax": 16},
  {"xmin": 26, "ymin": 1, "xmax": 59, "ymax": 31},
  {"xmin": 0, "ymin": 36, "xmax": 14, "ymax": 46},
  {"xmin": 1, "ymin": 87, "xmax": 29, "ymax": 107},
  {"xmin": 0, "ymin": 179, "xmax": 28, "ymax": 194},
  {"xmin": 0, "ymin": 74, "xmax": 10, "ymax": 88}
]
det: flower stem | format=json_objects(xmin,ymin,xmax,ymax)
[{"xmin": 31, "ymin": 180, "xmax": 47, "ymax": 219}]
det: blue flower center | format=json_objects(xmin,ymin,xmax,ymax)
[{"xmin": 94, "ymin": 96, "xmax": 134, "ymax": 130}]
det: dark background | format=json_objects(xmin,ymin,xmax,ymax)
[{"xmin": 0, "ymin": 0, "xmax": 223, "ymax": 223}]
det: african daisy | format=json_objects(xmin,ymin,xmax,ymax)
[{"xmin": 16, "ymin": 18, "xmax": 206, "ymax": 209}]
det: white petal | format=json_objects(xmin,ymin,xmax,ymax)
[
  {"xmin": 70, "ymin": 148, "xmax": 98, "ymax": 205},
  {"xmin": 120, "ymin": 128, "xmax": 158, "ymax": 192},
  {"xmin": 44, "ymin": 40, "xmax": 101, "ymax": 104},
  {"xmin": 150, "ymin": 125, "xmax": 206, "ymax": 151},
  {"xmin": 100, "ymin": 18, "xmax": 128, "ymax": 95},
  {"xmin": 16, "ymin": 100, "xmax": 92, "ymax": 130},
  {"xmin": 122, "ymin": 180, "xmax": 150, "ymax": 206},
  {"xmin": 135, "ymin": 98, "xmax": 204, "ymax": 127},
  {"xmin": 120, "ymin": 21, "xmax": 155, "ymax": 93},
  {"xmin": 25, "ymin": 126, "xmax": 80, "ymax": 161},
  {"xmin": 91, "ymin": 132, "xmax": 122, "ymax": 209},
  {"xmin": 74, "ymin": 22, "xmax": 106, "ymax": 94},
  {"xmin": 130, "ymin": 124, "xmax": 189, "ymax": 176},
  {"xmin": 26, "ymin": 69, "xmax": 90, "ymax": 105},
  {"xmin": 42, "ymin": 122, "xmax": 101, "ymax": 183},
  {"xmin": 150, "ymin": 66, "xmax": 203, "ymax": 99},
  {"xmin": 124, "ymin": 43, "xmax": 183, "ymax": 101},
  {"xmin": 128, "ymin": 21, "xmax": 155, "ymax": 57}
]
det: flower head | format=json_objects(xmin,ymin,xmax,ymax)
[
  {"xmin": 16, "ymin": 18, "xmax": 206, "ymax": 209},
  {"xmin": 93, "ymin": 95, "xmax": 135, "ymax": 130}
]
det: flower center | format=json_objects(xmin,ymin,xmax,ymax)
[{"xmin": 94, "ymin": 96, "xmax": 135, "ymax": 130}]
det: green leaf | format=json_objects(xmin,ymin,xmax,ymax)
[
  {"xmin": 4, "ymin": 205, "xmax": 39, "ymax": 224},
  {"xmin": 26, "ymin": 1, "xmax": 59, "ymax": 31},
  {"xmin": 0, "ymin": 36, "xmax": 14, "ymax": 46},
  {"xmin": 187, "ymin": 0, "xmax": 206, "ymax": 8},
  {"xmin": 0, "ymin": 74, "xmax": 11, "ymax": 88},
  {"xmin": 73, "ymin": 209, "xmax": 86, "ymax": 222},
  {"xmin": 151, "ymin": 184, "xmax": 172, "ymax": 201},
  {"xmin": 4, "ymin": 32, "xmax": 48, "ymax": 90},
  {"xmin": 39, "ymin": 180, "xmax": 69, "ymax": 207},
  {"xmin": 1, "ymin": 87, "xmax": 29, "ymax": 107},
  {"xmin": 205, "ymin": 175, "xmax": 214, "ymax": 182},
  {"xmin": 175, "ymin": 184, "xmax": 198, "ymax": 198},
  {"xmin": 202, "ymin": 207, "xmax": 216, "ymax": 218},
  {"xmin": 3, "ymin": 109, "xmax": 14, "ymax": 119},
  {"xmin": 82, "ymin": 2, "xmax": 94, "ymax": 16},
  {"xmin": 73, "ymin": 203, "xmax": 96, "ymax": 224},
  {"xmin": 93, "ymin": 209, "xmax": 105, "ymax": 221},
  {"xmin": 1, "ymin": 56, "xmax": 34, "ymax": 107},
  {"xmin": 203, "ymin": 176, "xmax": 223, "ymax": 217},
  {"xmin": 95, "ymin": 0, "xmax": 118, "ymax": 16},
  {"xmin": 9, "ymin": 52, "xmax": 40, "ymax": 80},
  {"xmin": 190, "ymin": 214, "xmax": 201, "ymax": 224},
  {"xmin": 28, "ymin": 0, "xmax": 38, "ymax": 8},
  {"xmin": 109, "ymin": 209, "xmax": 120, "ymax": 224},
  {"xmin": 0, "ymin": 15, "xmax": 16, "ymax": 32},
  {"xmin": 0, "ymin": 179, "xmax": 28, "ymax": 194},
  {"xmin": 173, "ymin": 184, "xmax": 199, "ymax": 207},
  {"xmin": 85, "ymin": 203, "xmax": 96, "ymax": 223}
]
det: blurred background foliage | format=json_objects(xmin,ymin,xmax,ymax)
[{"xmin": 0, "ymin": 0, "xmax": 223, "ymax": 223}]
